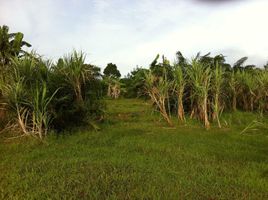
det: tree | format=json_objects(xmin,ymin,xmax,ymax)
[
  {"xmin": 176, "ymin": 51, "xmax": 188, "ymax": 67},
  {"xmin": 103, "ymin": 63, "xmax": 122, "ymax": 98},
  {"xmin": 150, "ymin": 54, "xmax": 173, "ymax": 79},
  {"xmin": 121, "ymin": 67, "xmax": 149, "ymax": 98},
  {"xmin": 233, "ymin": 56, "xmax": 248, "ymax": 71},
  {"xmin": 103, "ymin": 63, "xmax": 121, "ymax": 78},
  {"xmin": 0, "ymin": 25, "xmax": 31, "ymax": 66}
]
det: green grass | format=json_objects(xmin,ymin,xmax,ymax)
[{"xmin": 0, "ymin": 98, "xmax": 268, "ymax": 199}]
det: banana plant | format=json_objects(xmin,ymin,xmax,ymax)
[{"xmin": 0, "ymin": 25, "xmax": 31, "ymax": 66}]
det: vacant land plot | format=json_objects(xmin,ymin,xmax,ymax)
[{"xmin": 0, "ymin": 99, "xmax": 268, "ymax": 199}]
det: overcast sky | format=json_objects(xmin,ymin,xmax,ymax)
[{"xmin": 1, "ymin": 0, "xmax": 267, "ymax": 75}]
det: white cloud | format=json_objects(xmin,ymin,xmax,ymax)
[{"xmin": 0, "ymin": 0, "xmax": 267, "ymax": 75}]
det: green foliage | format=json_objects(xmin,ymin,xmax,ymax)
[
  {"xmin": 0, "ymin": 54, "xmax": 57, "ymax": 138},
  {"xmin": 102, "ymin": 63, "xmax": 123, "ymax": 99},
  {"xmin": 103, "ymin": 63, "xmax": 121, "ymax": 78},
  {"xmin": 49, "ymin": 51, "xmax": 105, "ymax": 131},
  {"xmin": 187, "ymin": 58, "xmax": 211, "ymax": 129},
  {"xmin": 211, "ymin": 62, "xmax": 225, "ymax": 127},
  {"xmin": 150, "ymin": 54, "xmax": 173, "ymax": 79},
  {"xmin": 53, "ymin": 51, "xmax": 93, "ymax": 103},
  {"xmin": 121, "ymin": 67, "xmax": 149, "ymax": 98},
  {"xmin": 141, "ymin": 51, "xmax": 268, "ymax": 129},
  {"xmin": 0, "ymin": 50, "xmax": 105, "ymax": 137},
  {"xmin": 0, "ymin": 25, "xmax": 31, "ymax": 66},
  {"xmin": 144, "ymin": 70, "xmax": 173, "ymax": 126}
]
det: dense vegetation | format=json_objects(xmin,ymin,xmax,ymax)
[
  {"xmin": 2, "ymin": 25, "xmax": 268, "ymax": 137},
  {"xmin": 123, "ymin": 53, "xmax": 268, "ymax": 130},
  {"xmin": 0, "ymin": 26, "xmax": 105, "ymax": 139}
]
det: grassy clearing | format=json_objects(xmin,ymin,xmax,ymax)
[{"xmin": 1, "ymin": 98, "xmax": 268, "ymax": 199}]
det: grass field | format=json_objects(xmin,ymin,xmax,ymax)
[{"xmin": 0, "ymin": 99, "xmax": 268, "ymax": 199}]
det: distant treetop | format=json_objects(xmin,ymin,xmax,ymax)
[{"xmin": 103, "ymin": 63, "xmax": 121, "ymax": 78}]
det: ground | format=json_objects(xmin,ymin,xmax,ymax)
[{"xmin": 0, "ymin": 98, "xmax": 268, "ymax": 199}]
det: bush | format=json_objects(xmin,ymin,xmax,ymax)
[{"xmin": 0, "ymin": 51, "xmax": 105, "ymax": 138}]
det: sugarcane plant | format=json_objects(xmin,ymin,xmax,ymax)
[
  {"xmin": 256, "ymin": 70, "xmax": 268, "ymax": 116},
  {"xmin": 0, "ymin": 76, "xmax": 29, "ymax": 134},
  {"xmin": 211, "ymin": 62, "xmax": 225, "ymax": 128},
  {"xmin": 144, "ymin": 70, "xmax": 173, "ymax": 126},
  {"xmin": 228, "ymin": 71, "xmax": 239, "ymax": 111},
  {"xmin": 186, "ymin": 59, "xmax": 211, "ymax": 129},
  {"xmin": 173, "ymin": 64, "xmax": 186, "ymax": 123},
  {"xmin": 105, "ymin": 76, "xmax": 122, "ymax": 99},
  {"xmin": 0, "ymin": 55, "xmax": 59, "ymax": 139},
  {"xmin": 27, "ymin": 83, "xmax": 59, "ymax": 139},
  {"xmin": 140, "ymin": 52, "xmax": 268, "ymax": 130}
]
